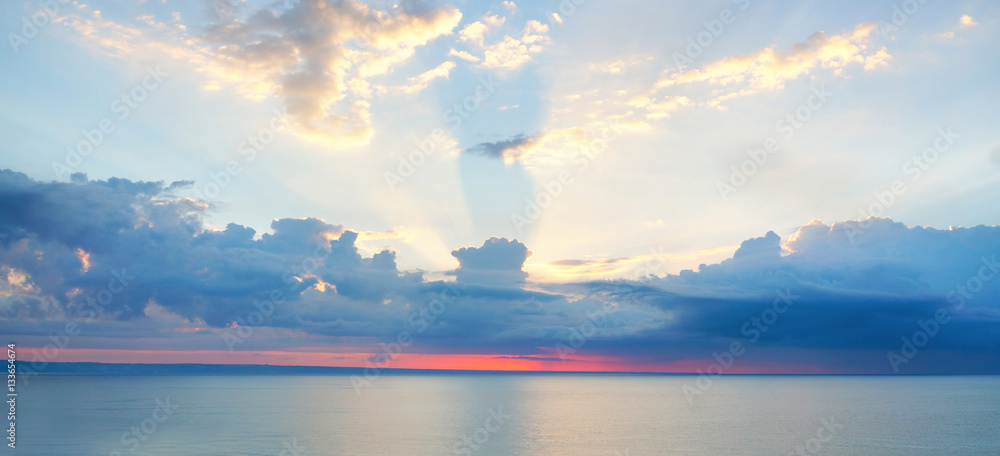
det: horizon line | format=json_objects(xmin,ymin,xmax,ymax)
[{"xmin": 15, "ymin": 361, "xmax": 997, "ymax": 376}]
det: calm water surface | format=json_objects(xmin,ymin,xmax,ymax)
[{"xmin": 15, "ymin": 375, "xmax": 1000, "ymax": 455}]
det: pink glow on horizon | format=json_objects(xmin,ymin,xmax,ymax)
[{"xmin": 17, "ymin": 347, "xmax": 834, "ymax": 373}]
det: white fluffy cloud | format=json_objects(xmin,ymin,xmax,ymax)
[
  {"xmin": 656, "ymin": 23, "xmax": 891, "ymax": 104},
  {"xmin": 59, "ymin": 1, "xmax": 463, "ymax": 148},
  {"xmin": 475, "ymin": 22, "xmax": 892, "ymax": 171},
  {"xmin": 450, "ymin": 11, "xmax": 551, "ymax": 70},
  {"xmin": 480, "ymin": 19, "xmax": 550, "ymax": 69},
  {"xmin": 377, "ymin": 61, "xmax": 457, "ymax": 95}
]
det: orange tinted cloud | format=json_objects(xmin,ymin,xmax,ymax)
[
  {"xmin": 59, "ymin": 1, "xmax": 462, "ymax": 148},
  {"xmin": 656, "ymin": 23, "xmax": 890, "ymax": 100}
]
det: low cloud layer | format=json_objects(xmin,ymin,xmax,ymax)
[{"xmin": 1, "ymin": 170, "xmax": 998, "ymax": 373}]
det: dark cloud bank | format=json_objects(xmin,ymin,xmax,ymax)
[{"xmin": 1, "ymin": 170, "xmax": 998, "ymax": 373}]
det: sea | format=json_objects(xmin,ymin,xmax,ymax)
[{"xmin": 12, "ymin": 374, "xmax": 1000, "ymax": 455}]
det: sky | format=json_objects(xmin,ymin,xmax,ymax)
[{"xmin": 0, "ymin": 0, "xmax": 998, "ymax": 374}]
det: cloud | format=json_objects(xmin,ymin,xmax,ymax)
[
  {"xmin": 451, "ymin": 237, "xmax": 532, "ymax": 285},
  {"xmin": 465, "ymin": 134, "xmax": 539, "ymax": 163},
  {"xmin": 480, "ymin": 20, "xmax": 550, "ymax": 69},
  {"xmin": 378, "ymin": 61, "xmax": 457, "ymax": 95},
  {"xmin": 368, "ymin": 353, "xmax": 392, "ymax": 363},
  {"xmin": 492, "ymin": 355, "xmax": 570, "ymax": 362},
  {"xmin": 202, "ymin": 0, "xmax": 462, "ymax": 145},
  {"xmin": 448, "ymin": 48, "xmax": 481, "ymax": 62},
  {"xmin": 625, "ymin": 95, "xmax": 691, "ymax": 120},
  {"xmin": 458, "ymin": 14, "xmax": 505, "ymax": 46},
  {"xmin": 731, "ymin": 230, "xmax": 783, "ymax": 262},
  {"xmin": 476, "ymin": 22, "xmax": 889, "ymax": 178},
  {"xmin": 536, "ymin": 257, "xmax": 635, "ymax": 279},
  {"xmin": 656, "ymin": 23, "xmax": 891, "ymax": 105},
  {"xmin": 451, "ymin": 11, "xmax": 550, "ymax": 70},
  {"xmin": 464, "ymin": 118, "xmax": 648, "ymax": 170},
  {"xmin": 2, "ymin": 169, "xmax": 999, "ymax": 373},
  {"xmin": 0, "ymin": 169, "xmax": 414, "ymax": 328},
  {"xmin": 939, "ymin": 14, "xmax": 979, "ymax": 40},
  {"xmin": 0, "ymin": 171, "xmax": 569, "ymax": 355},
  {"xmin": 599, "ymin": 218, "xmax": 1000, "ymax": 371},
  {"xmin": 590, "ymin": 56, "xmax": 654, "ymax": 75},
  {"xmin": 492, "ymin": 22, "xmax": 890, "ymax": 176},
  {"xmin": 58, "ymin": 0, "xmax": 463, "ymax": 148}
]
